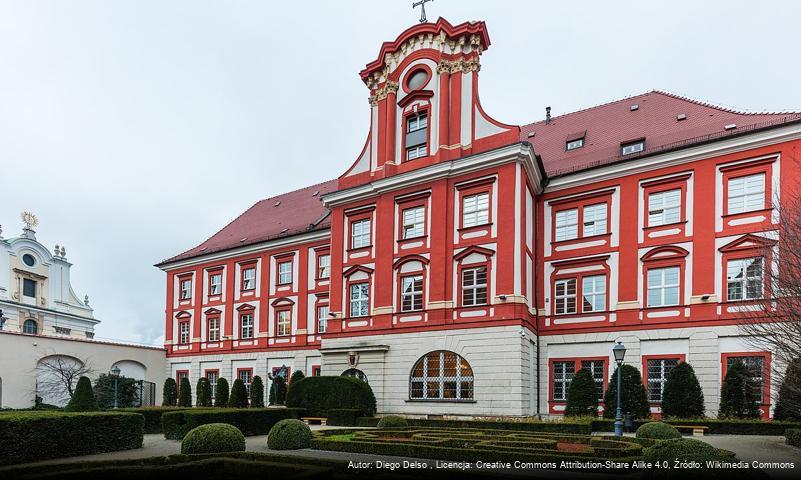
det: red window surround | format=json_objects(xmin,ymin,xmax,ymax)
[
  {"xmin": 274, "ymin": 307, "xmax": 292, "ymax": 337},
  {"xmin": 314, "ymin": 294, "xmax": 329, "ymax": 334},
  {"xmin": 236, "ymin": 304, "xmax": 255, "ymax": 340},
  {"xmin": 550, "ymin": 256, "xmax": 610, "ymax": 316},
  {"xmin": 721, "ymin": 157, "xmax": 775, "ymax": 217},
  {"xmin": 641, "ymin": 354, "xmax": 686, "ymax": 406},
  {"xmin": 204, "ymin": 369, "xmax": 219, "ymax": 380},
  {"xmin": 548, "ymin": 357, "xmax": 608, "ymax": 407},
  {"xmin": 272, "ymin": 366, "xmax": 292, "ymax": 382},
  {"xmin": 175, "ymin": 370, "xmax": 189, "ymax": 395},
  {"xmin": 393, "ymin": 255, "xmax": 430, "ymax": 313},
  {"xmin": 457, "ymin": 177, "xmax": 495, "ymax": 231},
  {"xmin": 454, "ymin": 246, "xmax": 494, "ymax": 308},
  {"xmin": 721, "ymin": 351, "xmax": 771, "ymax": 419},
  {"xmin": 719, "ymin": 234, "xmax": 776, "ymax": 304},
  {"xmin": 641, "ymin": 173, "xmax": 691, "ymax": 229},
  {"xmin": 314, "ymin": 246, "xmax": 331, "ymax": 280},
  {"xmin": 205, "ymin": 311, "xmax": 221, "ymax": 342},
  {"xmin": 206, "ymin": 266, "xmax": 224, "ymax": 297},
  {"xmin": 178, "ymin": 273, "xmax": 193, "ymax": 300},
  {"xmin": 400, "ymin": 104, "xmax": 431, "ymax": 162},
  {"xmin": 396, "ymin": 191, "xmax": 430, "ymax": 242},
  {"xmin": 550, "ymin": 189, "xmax": 614, "ymax": 244},
  {"xmin": 343, "ymin": 265, "xmax": 373, "ymax": 318},
  {"xmin": 178, "ymin": 320, "xmax": 190, "ymax": 345},
  {"xmin": 236, "ymin": 368, "xmax": 254, "ymax": 393},
  {"xmin": 239, "ymin": 261, "xmax": 257, "ymax": 292},
  {"xmin": 311, "ymin": 365, "xmax": 322, "ymax": 377},
  {"xmin": 641, "ymin": 246, "xmax": 689, "ymax": 309}
]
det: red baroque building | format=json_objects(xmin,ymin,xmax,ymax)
[{"xmin": 157, "ymin": 18, "xmax": 801, "ymax": 418}]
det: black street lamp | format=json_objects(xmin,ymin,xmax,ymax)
[
  {"xmin": 612, "ymin": 342, "xmax": 627, "ymax": 437},
  {"xmin": 111, "ymin": 366, "xmax": 121, "ymax": 409}
]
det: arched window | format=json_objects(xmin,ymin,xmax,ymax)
[
  {"xmin": 23, "ymin": 319, "xmax": 38, "ymax": 335},
  {"xmin": 409, "ymin": 351, "xmax": 473, "ymax": 400},
  {"xmin": 341, "ymin": 368, "xmax": 368, "ymax": 383}
]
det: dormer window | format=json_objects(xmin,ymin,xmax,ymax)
[
  {"xmin": 621, "ymin": 139, "xmax": 645, "ymax": 156},
  {"xmin": 405, "ymin": 112, "xmax": 428, "ymax": 161},
  {"xmin": 566, "ymin": 138, "xmax": 584, "ymax": 151}
]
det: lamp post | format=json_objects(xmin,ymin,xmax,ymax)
[
  {"xmin": 111, "ymin": 366, "xmax": 121, "ymax": 409},
  {"xmin": 612, "ymin": 342, "xmax": 627, "ymax": 437}
]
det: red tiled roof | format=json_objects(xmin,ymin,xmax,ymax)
[
  {"xmin": 521, "ymin": 90, "xmax": 801, "ymax": 177},
  {"xmin": 158, "ymin": 179, "xmax": 338, "ymax": 266}
]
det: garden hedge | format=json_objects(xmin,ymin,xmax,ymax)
[
  {"xmin": 268, "ymin": 419, "xmax": 312, "ymax": 450},
  {"xmin": 162, "ymin": 408, "xmax": 305, "ymax": 439},
  {"xmin": 0, "ymin": 411, "xmax": 144, "ymax": 466},
  {"xmin": 377, "ymin": 415, "xmax": 408, "ymax": 428},
  {"xmin": 116, "ymin": 407, "xmax": 189, "ymax": 434},
  {"xmin": 635, "ymin": 422, "xmax": 681, "ymax": 440},
  {"xmin": 593, "ymin": 418, "xmax": 801, "ymax": 435},
  {"xmin": 64, "ymin": 376, "xmax": 99, "ymax": 412},
  {"xmin": 327, "ymin": 409, "xmax": 363, "ymax": 426},
  {"xmin": 408, "ymin": 417, "xmax": 594, "ymax": 434},
  {"xmin": 786, "ymin": 428, "xmax": 801, "ymax": 448},
  {"xmin": 181, "ymin": 423, "xmax": 246, "ymax": 454},
  {"xmin": 285, "ymin": 376, "xmax": 376, "ymax": 417}
]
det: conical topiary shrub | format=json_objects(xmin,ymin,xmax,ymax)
[
  {"xmin": 65, "ymin": 376, "xmax": 99, "ymax": 412},
  {"xmin": 661, "ymin": 362, "xmax": 705, "ymax": 418},
  {"xmin": 290, "ymin": 370, "xmax": 305, "ymax": 385},
  {"xmin": 774, "ymin": 359, "xmax": 801, "ymax": 421},
  {"xmin": 163, "ymin": 378, "xmax": 177, "ymax": 406},
  {"xmin": 719, "ymin": 361, "xmax": 761, "ymax": 419},
  {"xmin": 565, "ymin": 368, "xmax": 599, "ymax": 417},
  {"xmin": 229, "ymin": 378, "xmax": 248, "ymax": 408},
  {"xmin": 250, "ymin": 376, "xmax": 265, "ymax": 408},
  {"xmin": 196, "ymin": 377, "xmax": 213, "ymax": 407},
  {"xmin": 178, "ymin": 376, "xmax": 192, "ymax": 407},
  {"xmin": 603, "ymin": 364, "xmax": 651, "ymax": 419},
  {"xmin": 214, "ymin": 377, "xmax": 229, "ymax": 407}
]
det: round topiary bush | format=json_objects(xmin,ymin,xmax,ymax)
[
  {"xmin": 377, "ymin": 415, "xmax": 408, "ymax": 428},
  {"xmin": 267, "ymin": 419, "xmax": 312, "ymax": 450},
  {"xmin": 643, "ymin": 438, "xmax": 731, "ymax": 464},
  {"xmin": 180, "ymin": 423, "xmax": 246, "ymax": 454},
  {"xmin": 636, "ymin": 421, "xmax": 682, "ymax": 440}
]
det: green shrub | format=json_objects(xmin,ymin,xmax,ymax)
[
  {"xmin": 603, "ymin": 364, "xmax": 650, "ymax": 419},
  {"xmin": 327, "ymin": 409, "xmax": 363, "ymax": 426},
  {"xmin": 643, "ymin": 438, "xmax": 735, "ymax": 465},
  {"xmin": 64, "ymin": 376, "xmax": 99, "ymax": 412},
  {"xmin": 356, "ymin": 416, "xmax": 381, "ymax": 427},
  {"xmin": 719, "ymin": 362, "xmax": 761, "ymax": 419},
  {"xmin": 636, "ymin": 422, "xmax": 681, "ymax": 440},
  {"xmin": 178, "ymin": 377, "xmax": 192, "ymax": 407},
  {"xmin": 163, "ymin": 378, "xmax": 177, "ymax": 406},
  {"xmin": 229, "ymin": 379, "xmax": 249, "ymax": 408},
  {"xmin": 286, "ymin": 376, "xmax": 376, "ymax": 417},
  {"xmin": 592, "ymin": 417, "xmax": 801, "ymax": 435},
  {"xmin": 196, "ymin": 377, "xmax": 213, "ymax": 407},
  {"xmin": 161, "ymin": 408, "xmax": 305, "ymax": 439},
  {"xmin": 214, "ymin": 377, "xmax": 229, "ymax": 407},
  {"xmin": 0, "ymin": 411, "xmax": 143, "ymax": 465},
  {"xmin": 93, "ymin": 374, "xmax": 139, "ymax": 409},
  {"xmin": 250, "ymin": 376, "xmax": 265, "ymax": 408},
  {"xmin": 661, "ymin": 362, "xmax": 705, "ymax": 418},
  {"xmin": 269, "ymin": 376, "xmax": 287, "ymax": 406},
  {"xmin": 116, "ymin": 407, "xmax": 187, "ymax": 434},
  {"xmin": 774, "ymin": 359, "xmax": 801, "ymax": 421},
  {"xmin": 290, "ymin": 370, "xmax": 305, "ymax": 385},
  {"xmin": 180, "ymin": 423, "xmax": 246, "ymax": 454},
  {"xmin": 377, "ymin": 415, "xmax": 408, "ymax": 428},
  {"xmin": 565, "ymin": 368, "xmax": 599, "ymax": 417},
  {"xmin": 786, "ymin": 428, "xmax": 801, "ymax": 447},
  {"xmin": 268, "ymin": 419, "xmax": 311, "ymax": 450}
]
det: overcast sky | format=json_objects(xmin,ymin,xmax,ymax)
[{"xmin": 1, "ymin": 0, "xmax": 799, "ymax": 346}]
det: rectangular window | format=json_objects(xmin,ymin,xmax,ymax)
[
  {"xmin": 647, "ymin": 267, "xmax": 680, "ymax": 307},
  {"xmin": 580, "ymin": 359, "xmax": 606, "ymax": 401},
  {"xmin": 621, "ymin": 140, "xmax": 645, "ymax": 155},
  {"xmin": 242, "ymin": 267, "xmax": 256, "ymax": 290},
  {"xmin": 648, "ymin": 189, "xmax": 682, "ymax": 226},
  {"xmin": 582, "ymin": 204, "xmax": 607, "ymax": 237},
  {"xmin": 566, "ymin": 138, "xmax": 584, "ymax": 150},
  {"xmin": 552, "ymin": 361, "xmax": 575, "ymax": 401},
  {"xmin": 461, "ymin": 267, "xmax": 488, "ymax": 306},
  {"xmin": 311, "ymin": 365, "xmax": 322, "ymax": 376},
  {"xmin": 349, "ymin": 283, "xmax": 369, "ymax": 317},
  {"xmin": 317, "ymin": 305, "xmax": 329, "ymax": 333},
  {"xmin": 179, "ymin": 321, "xmax": 190, "ymax": 344},
  {"xmin": 180, "ymin": 278, "xmax": 192, "ymax": 300},
  {"xmin": 728, "ymin": 173, "xmax": 765, "ymax": 214},
  {"xmin": 646, "ymin": 358, "xmax": 680, "ymax": 402},
  {"xmin": 400, "ymin": 275, "xmax": 424, "ymax": 312},
  {"xmin": 238, "ymin": 369, "xmax": 253, "ymax": 395},
  {"xmin": 554, "ymin": 208, "xmax": 578, "ymax": 241},
  {"xmin": 22, "ymin": 278, "xmax": 36, "ymax": 298},
  {"xmin": 351, "ymin": 219, "xmax": 371, "ymax": 249},
  {"xmin": 317, "ymin": 254, "xmax": 330, "ymax": 279},
  {"xmin": 462, "ymin": 192, "xmax": 490, "ymax": 228},
  {"xmin": 582, "ymin": 275, "xmax": 606, "ymax": 312},
  {"xmin": 207, "ymin": 317, "xmax": 220, "ymax": 342},
  {"xmin": 277, "ymin": 261, "xmax": 292, "ymax": 285},
  {"xmin": 727, "ymin": 257, "xmax": 764, "ymax": 301},
  {"xmin": 554, "ymin": 278, "xmax": 577, "ymax": 314},
  {"xmin": 206, "ymin": 371, "xmax": 218, "ymax": 399},
  {"xmin": 726, "ymin": 356, "xmax": 765, "ymax": 403},
  {"xmin": 276, "ymin": 310, "xmax": 291, "ymax": 336},
  {"xmin": 240, "ymin": 314, "xmax": 253, "ymax": 339},
  {"xmin": 402, "ymin": 206, "xmax": 425, "ymax": 239},
  {"xmin": 405, "ymin": 113, "xmax": 428, "ymax": 160},
  {"xmin": 209, "ymin": 273, "xmax": 222, "ymax": 295}
]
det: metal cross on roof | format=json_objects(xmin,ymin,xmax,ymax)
[{"xmin": 412, "ymin": 0, "xmax": 433, "ymax": 23}]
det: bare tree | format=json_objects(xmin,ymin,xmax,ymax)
[{"xmin": 33, "ymin": 354, "xmax": 94, "ymax": 406}]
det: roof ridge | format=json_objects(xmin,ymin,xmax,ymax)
[
  {"xmin": 521, "ymin": 90, "xmax": 653, "ymax": 127},
  {"xmin": 653, "ymin": 89, "xmax": 801, "ymax": 116}
]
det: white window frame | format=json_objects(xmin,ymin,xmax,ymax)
[
  {"xmin": 621, "ymin": 140, "xmax": 645, "ymax": 155},
  {"xmin": 461, "ymin": 267, "xmax": 488, "ymax": 306},
  {"xmin": 727, "ymin": 173, "xmax": 766, "ymax": 214},
  {"xmin": 580, "ymin": 359, "xmax": 606, "ymax": 401},
  {"xmin": 566, "ymin": 138, "xmax": 584, "ymax": 150},
  {"xmin": 351, "ymin": 219, "xmax": 371, "ymax": 249},
  {"xmin": 206, "ymin": 371, "xmax": 218, "ymax": 399},
  {"xmin": 400, "ymin": 275, "xmax": 424, "ymax": 312},
  {"xmin": 180, "ymin": 279, "xmax": 192, "ymax": 300},
  {"xmin": 209, "ymin": 273, "xmax": 222, "ymax": 295},
  {"xmin": 582, "ymin": 275, "xmax": 606, "ymax": 312},
  {"xmin": 240, "ymin": 314, "xmax": 254, "ymax": 339},
  {"xmin": 408, "ymin": 351, "xmax": 474, "ymax": 400},
  {"xmin": 582, "ymin": 204, "xmax": 607, "ymax": 237},
  {"xmin": 179, "ymin": 321, "xmax": 190, "ymax": 344},
  {"xmin": 317, "ymin": 305, "xmax": 329, "ymax": 333},
  {"xmin": 552, "ymin": 361, "xmax": 575, "ymax": 401},
  {"xmin": 554, "ymin": 208, "xmax": 578, "ymax": 241},
  {"xmin": 647, "ymin": 266, "xmax": 681, "ymax": 307},
  {"xmin": 242, "ymin": 267, "xmax": 256, "ymax": 290},
  {"xmin": 276, "ymin": 310, "xmax": 291, "ymax": 337},
  {"xmin": 349, "ymin": 283, "xmax": 370, "ymax": 317},
  {"xmin": 317, "ymin": 254, "xmax": 330, "ymax": 279},
  {"xmin": 402, "ymin": 206, "xmax": 425, "ymax": 239},
  {"xmin": 727, "ymin": 257, "xmax": 764, "ymax": 301},
  {"xmin": 462, "ymin": 192, "xmax": 490, "ymax": 228},
  {"xmin": 238, "ymin": 369, "xmax": 253, "ymax": 395},
  {"xmin": 207, "ymin": 317, "xmax": 220, "ymax": 342},
  {"xmin": 277, "ymin": 261, "xmax": 292, "ymax": 285},
  {"xmin": 648, "ymin": 189, "xmax": 682, "ymax": 226},
  {"xmin": 554, "ymin": 278, "xmax": 577, "ymax": 314},
  {"xmin": 406, "ymin": 144, "xmax": 427, "ymax": 160},
  {"xmin": 646, "ymin": 358, "xmax": 680, "ymax": 403}
]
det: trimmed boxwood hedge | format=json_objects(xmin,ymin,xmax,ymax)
[
  {"xmin": 285, "ymin": 376, "xmax": 375, "ymax": 417},
  {"xmin": 636, "ymin": 422, "xmax": 681, "ymax": 440},
  {"xmin": 181, "ymin": 423, "xmax": 246, "ymax": 454},
  {"xmin": 162, "ymin": 408, "xmax": 305, "ymax": 439},
  {"xmin": 268, "ymin": 419, "xmax": 312, "ymax": 450},
  {"xmin": 377, "ymin": 415, "xmax": 408, "ymax": 428},
  {"xmin": 116, "ymin": 407, "xmax": 189, "ymax": 434},
  {"xmin": 326, "ymin": 409, "xmax": 363, "ymax": 426},
  {"xmin": 408, "ymin": 417, "xmax": 594, "ymax": 434},
  {"xmin": 0, "ymin": 411, "xmax": 144, "ymax": 466},
  {"xmin": 787, "ymin": 428, "xmax": 801, "ymax": 447},
  {"xmin": 593, "ymin": 418, "xmax": 801, "ymax": 435}
]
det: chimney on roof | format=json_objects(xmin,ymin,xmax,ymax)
[{"xmin": 545, "ymin": 106, "xmax": 551, "ymax": 124}]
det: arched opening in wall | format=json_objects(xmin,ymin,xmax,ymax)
[
  {"xmin": 23, "ymin": 319, "xmax": 38, "ymax": 335},
  {"xmin": 409, "ymin": 351, "xmax": 474, "ymax": 401},
  {"xmin": 35, "ymin": 354, "xmax": 88, "ymax": 407},
  {"xmin": 341, "ymin": 368, "xmax": 368, "ymax": 383},
  {"xmin": 111, "ymin": 360, "xmax": 147, "ymax": 380}
]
